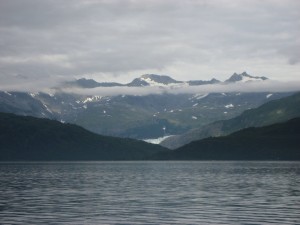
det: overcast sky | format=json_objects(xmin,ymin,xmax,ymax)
[{"xmin": 0, "ymin": 0, "xmax": 299, "ymax": 89}]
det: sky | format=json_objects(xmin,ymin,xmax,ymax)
[{"xmin": 0, "ymin": 0, "xmax": 299, "ymax": 91}]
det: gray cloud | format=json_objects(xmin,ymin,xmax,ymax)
[{"xmin": 0, "ymin": 0, "xmax": 299, "ymax": 87}]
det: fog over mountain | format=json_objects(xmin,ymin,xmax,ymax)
[{"xmin": 63, "ymin": 79, "xmax": 300, "ymax": 97}]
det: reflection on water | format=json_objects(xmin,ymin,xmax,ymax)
[{"xmin": 0, "ymin": 161, "xmax": 300, "ymax": 224}]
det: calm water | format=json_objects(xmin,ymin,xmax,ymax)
[{"xmin": 0, "ymin": 161, "xmax": 300, "ymax": 225}]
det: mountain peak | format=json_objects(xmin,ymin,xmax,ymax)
[
  {"xmin": 76, "ymin": 78, "xmax": 99, "ymax": 88},
  {"xmin": 128, "ymin": 74, "xmax": 181, "ymax": 87},
  {"xmin": 226, "ymin": 72, "xmax": 268, "ymax": 83},
  {"xmin": 65, "ymin": 78, "xmax": 124, "ymax": 88},
  {"xmin": 66, "ymin": 78, "xmax": 101, "ymax": 88},
  {"xmin": 140, "ymin": 74, "xmax": 180, "ymax": 84}
]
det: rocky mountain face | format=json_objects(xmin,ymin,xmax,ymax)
[
  {"xmin": 128, "ymin": 74, "xmax": 182, "ymax": 87},
  {"xmin": 0, "ymin": 72, "xmax": 294, "ymax": 140},
  {"xmin": 225, "ymin": 72, "xmax": 268, "ymax": 82}
]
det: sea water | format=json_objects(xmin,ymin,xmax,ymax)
[{"xmin": 0, "ymin": 161, "xmax": 299, "ymax": 224}]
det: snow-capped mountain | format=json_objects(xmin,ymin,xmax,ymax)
[
  {"xmin": 225, "ymin": 72, "xmax": 268, "ymax": 83},
  {"xmin": 128, "ymin": 74, "xmax": 182, "ymax": 87}
]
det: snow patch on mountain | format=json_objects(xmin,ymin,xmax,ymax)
[
  {"xmin": 83, "ymin": 95, "xmax": 102, "ymax": 103},
  {"xmin": 189, "ymin": 93, "xmax": 209, "ymax": 100},
  {"xmin": 139, "ymin": 77, "xmax": 184, "ymax": 88},
  {"xmin": 42, "ymin": 103, "xmax": 52, "ymax": 114},
  {"xmin": 196, "ymin": 93, "xmax": 209, "ymax": 99},
  {"xmin": 225, "ymin": 104, "xmax": 234, "ymax": 108}
]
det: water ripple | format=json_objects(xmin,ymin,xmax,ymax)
[{"xmin": 0, "ymin": 161, "xmax": 300, "ymax": 224}]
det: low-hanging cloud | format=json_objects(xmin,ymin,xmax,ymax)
[{"xmin": 61, "ymin": 80, "xmax": 300, "ymax": 97}]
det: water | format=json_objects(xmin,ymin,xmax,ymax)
[{"xmin": 0, "ymin": 161, "xmax": 300, "ymax": 224}]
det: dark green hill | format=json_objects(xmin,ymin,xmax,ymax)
[
  {"xmin": 0, "ymin": 113, "xmax": 168, "ymax": 161},
  {"xmin": 153, "ymin": 118, "xmax": 300, "ymax": 160},
  {"xmin": 161, "ymin": 92, "xmax": 300, "ymax": 149}
]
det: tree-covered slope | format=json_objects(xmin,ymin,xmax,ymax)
[
  {"xmin": 161, "ymin": 92, "xmax": 300, "ymax": 149},
  {"xmin": 153, "ymin": 118, "xmax": 300, "ymax": 160},
  {"xmin": 0, "ymin": 113, "xmax": 168, "ymax": 161}
]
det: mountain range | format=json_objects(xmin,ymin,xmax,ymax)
[
  {"xmin": 0, "ymin": 72, "xmax": 292, "ymax": 141},
  {"xmin": 66, "ymin": 71, "xmax": 266, "ymax": 88}
]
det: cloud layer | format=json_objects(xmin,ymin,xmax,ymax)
[
  {"xmin": 59, "ymin": 80, "xmax": 300, "ymax": 97},
  {"xmin": 0, "ymin": 0, "xmax": 299, "ymax": 87}
]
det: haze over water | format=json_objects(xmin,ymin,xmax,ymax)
[{"xmin": 0, "ymin": 161, "xmax": 300, "ymax": 224}]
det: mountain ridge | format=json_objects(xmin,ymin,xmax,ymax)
[{"xmin": 66, "ymin": 72, "xmax": 265, "ymax": 88}]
